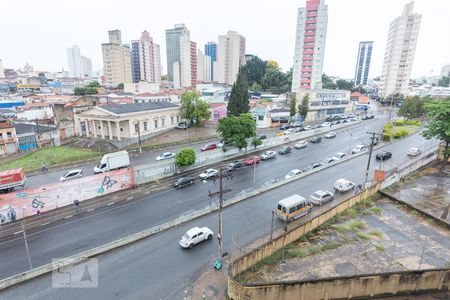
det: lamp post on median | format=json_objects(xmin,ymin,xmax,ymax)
[
  {"xmin": 22, "ymin": 206, "xmax": 33, "ymax": 270},
  {"xmin": 347, "ymin": 132, "xmax": 353, "ymax": 156}
]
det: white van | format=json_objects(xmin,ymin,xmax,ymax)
[{"xmin": 276, "ymin": 194, "xmax": 313, "ymax": 222}]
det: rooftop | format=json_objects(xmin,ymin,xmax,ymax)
[
  {"xmin": 13, "ymin": 122, "xmax": 56, "ymax": 134},
  {"xmin": 99, "ymin": 102, "xmax": 180, "ymax": 115}
]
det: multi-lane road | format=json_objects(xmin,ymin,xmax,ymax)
[{"xmin": 0, "ymin": 113, "xmax": 430, "ymax": 299}]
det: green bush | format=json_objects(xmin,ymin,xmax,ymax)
[
  {"xmin": 393, "ymin": 120, "xmax": 404, "ymax": 126},
  {"xmin": 393, "ymin": 131, "xmax": 402, "ymax": 139},
  {"xmin": 404, "ymin": 119, "xmax": 421, "ymax": 126},
  {"xmin": 383, "ymin": 133, "xmax": 392, "ymax": 141}
]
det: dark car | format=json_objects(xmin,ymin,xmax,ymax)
[
  {"xmin": 278, "ymin": 146, "xmax": 292, "ymax": 155},
  {"xmin": 173, "ymin": 176, "xmax": 195, "ymax": 188},
  {"xmin": 279, "ymin": 124, "xmax": 291, "ymax": 130},
  {"xmin": 372, "ymin": 137, "xmax": 380, "ymax": 146},
  {"xmin": 302, "ymin": 162, "xmax": 321, "ymax": 172},
  {"xmin": 309, "ymin": 136, "xmax": 322, "ymax": 143},
  {"xmin": 176, "ymin": 122, "xmax": 190, "ymax": 129},
  {"xmin": 376, "ymin": 151, "xmax": 392, "ymax": 161},
  {"xmin": 201, "ymin": 143, "xmax": 217, "ymax": 151},
  {"xmin": 361, "ymin": 115, "xmax": 370, "ymax": 120},
  {"xmin": 227, "ymin": 160, "xmax": 243, "ymax": 172},
  {"xmin": 258, "ymin": 134, "xmax": 267, "ymax": 140}
]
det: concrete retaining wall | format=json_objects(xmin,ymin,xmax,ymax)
[{"xmin": 228, "ymin": 269, "xmax": 450, "ymax": 300}]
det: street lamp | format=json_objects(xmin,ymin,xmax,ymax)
[
  {"xmin": 347, "ymin": 132, "xmax": 353, "ymax": 156},
  {"xmin": 22, "ymin": 206, "xmax": 33, "ymax": 270}
]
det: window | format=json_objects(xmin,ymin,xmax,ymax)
[
  {"xmin": 120, "ymin": 128, "xmax": 123, "ymax": 132},
  {"xmin": 171, "ymin": 116, "xmax": 174, "ymax": 124},
  {"xmin": 143, "ymin": 122, "xmax": 147, "ymax": 131},
  {"xmin": 135, "ymin": 123, "xmax": 139, "ymax": 133},
  {"xmin": 154, "ymin": 120, "xmax": 158, "ymax": 128},
  {"xmin": 258, "ymin": 115, "xmax": 264, "ymax": 121},
  {"xmin": 177, "ymin": 116, "xmax": 180, "ymax": 123},
  {"xmin": 162, "ymin": 118, "xmax": 165, "ymax": 127},
  {"xmin": 289, "ymin": 207, "xmax": 296, "ymax": 214}
]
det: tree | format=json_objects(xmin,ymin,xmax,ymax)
[
  {"xmin": 322, "ymin": 73, "xmax": 337, "ymax": 89},
  {"xmin": 74, "ymin": 86, "xmax": 98, "ymax": 95},
  {"xmin": 241, "ymin": 56, "xmax": 266, "ymax": 86},
  {"xmin": 261, "ymin": 68, "xmax": 286, "ymax": 93},
  {"xmin": 117, "ymin": 83, "xmax": 124, "ymax": 89},
  {"xmin": 267, "ymin": 60, "xmax": 280, "ymax": 71},
  {"xmin": 161, "ymin": 74, "xmax": 168, "ymax": 81},
  {"xmin": 438, "ymin": 76, "xmax": 450, "ymax": 87},
  {"xmin": 298, "ymin": 94, "xmax": 310, "ymax": 120},
  {"xmin": 251, "ymin": 137, "xmax": 262, "ymax": 149},
  {"xmin": 336, "ymin": 79, "xmax": 354, "ymax": 91},
  {"xmin": 227, "ymin": 68, "xmax": 249, "ymax": 116},
  {"xmin": 175, "ymin": 148, "xmax": 196, "ymax": 168},
  {"xmin": 217, "ymin": 113, "xmax": 256, "ymax": 151},
  {"xmin": 180, "ymin": 91, "xmax": 211, "ymax": 126},
  {"xmin": 397, "ymin": 96, "xmax": 427, "ymax": 119},
  {"xmin": 250, "ymin": 82, "xmax": 262, "ymax": 92},
  {"xmin": 422, "ymin": 98, "xmax": 450, "ymax": 170},
  {"xmin": 351, "ymin": 86, "xmax": 366, "ymax": 94},
  {"xmin": 289, "ymin": 94, "xmax": 297, "ymax": 117},
  {"xmin": 87, "ymin": 81, "xmax": 101, "ymax": 88}
]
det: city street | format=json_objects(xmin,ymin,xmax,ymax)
[{"xmin": 0, "ymin": 120, "xmax": 430, "ymax": 299}]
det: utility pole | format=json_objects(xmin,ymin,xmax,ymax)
[
  {"xmin": 208, "ymin": 169, "xmax": 232, "ymax": 258},
  {"xmin": 365, "ymin": 132, "xmax": 379, "ymax": 185},
  {"xmin": 137, "ymin": 122, "xmax": 142, "ymax": 154},
  {"xmin": 22, "ymin": 207, "xmax": 33, "ymax": 270}
]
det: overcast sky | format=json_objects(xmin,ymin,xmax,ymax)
[{"xmin": 0, "ymin": 0, "xmax": 449, "ymax": 79}]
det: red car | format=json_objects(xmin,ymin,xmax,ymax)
[
  {"xmin": 244, "ymin": 156, "xmax": 261, "ymax": 166},
  {"xmin": 200, "ymin": 143, "xmax": 217, "ymax": 151}
]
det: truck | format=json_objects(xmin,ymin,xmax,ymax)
[
  {"xmin": 93, "ymin": 151, "xmax": 130, "ymax": 174},
  {"xmin": 0, "ymin": 168, "xmax": 27, "ymax": 193}
]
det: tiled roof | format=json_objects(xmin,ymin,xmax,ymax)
[
  {"xmin": 98, "ymin": 102, "xmax": 180, "ymax": 115},
  {"xmin": 13, "ymin": 122, "xmax": 56, "ymax": 134}
]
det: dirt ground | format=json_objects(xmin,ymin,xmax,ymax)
[
  {"xmin": 140, "ymin": 126, "xmax": 219, "ymax": 148},
  {"xmin": 240, "ymin": 197, "xmax": 450, "ymax": 284}
]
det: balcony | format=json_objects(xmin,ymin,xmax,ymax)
[
  {"xmin": 303, "ymin": 50, "xmax": 314, "ymax": 55},
  {"xmin": 301, "ymin": 68, "xmax": 313, "ymax": 73},
  {"xmin": 303, "ymin": 44, "xmax": 315, "ymax": 49},
  {"xmin": 306, "ymin": 11, "xmax": 318, "ymax": 18},
  {"xmin": 306, "ymin": 19, "xmax": 317, "ymax": 24},
  {"xmin": 305, "ymin": 25, "xmax": 316, "ymax": 31},
  {"xmin": 305, "ymin": 31, "xmax": 316, "ymax": 37},
  {"xmin": 302, "ymin": 62, "xmax": 313, "ymax": 67},
  {"xmin": 304, "ymin": 37, "xmax": 315, "ymax": 43},
  {"xmin": 301, "ymin": 73, "xmax": 312, "ymax": 78},
  {"xmin": 301, "ymin": 79, "xmax": 311, "ymax": 83}
]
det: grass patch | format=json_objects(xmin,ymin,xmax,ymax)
[
  {"xmin": 369, "ymin": 230, "xmax": 384, "ymax": 239},
  {"xmin": 349, "ymin": 219, "xmax": 367, "ymax": 230},
  {"xmin": 333, "ymin": 224, "xmax": 351, "ymax": 233},
  {"xmin": 289, "ymin": 245, "xmax": 321, "ymax": 258},
  {"xmin": 342, "ymin": 208, "xmax": 357, "ymax": 218},
  {"xmin": 356, "ymin": 231, "xmax": 371, "ymax": 240},
  {"xmin": 375, "ymin": 244, "xmax": 385, "ymax": 252},
  {"xmin": 370, "ymin": 206, "xmax": 382, "ymax": 214},
  {"xmin": 320, "ymin": 242, "xmax": 341, "ymax": 251},
  {"xmin": 0, "ymin": 146, "xmax": 102, "ymax": 172}
]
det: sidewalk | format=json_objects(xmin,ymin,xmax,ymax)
[{"xmin": 191, "ymin": 259, "xmax": 229, "ymax": 300}]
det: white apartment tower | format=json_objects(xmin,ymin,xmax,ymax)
[
  {"xmin": 291, "ymin": 0, "xmax": 328, "ymax": 92},
  {"xmin": 217, "ymin": 31, "xmax": 246, "ymax": 85},
  {"xmin": 67, "ymin": 45, "xmax": 92, "ymax": 78},
  {"xmin": 380, "ymin": 1, "xmax": 421, "ymax": 98},
  {"xmin": 0, "ymin": 59, "xmax": 4, "ymax": 78},
  {"xmin": 197, "ymin": 49, "xmax": 212, "ymax": 83},
  {"xmin": 102, "ymin": 30, "xmax": 133, "ymax": 87},
  {"xmin": 173, "ymin": 32, "xmax": 192, "ymax": 88}
]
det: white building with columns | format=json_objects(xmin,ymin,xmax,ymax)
[{"xmin": 74, "ymin": 102, "xmax": 181, "ymax": 141}]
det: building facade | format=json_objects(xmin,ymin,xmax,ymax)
[
  {"xmin": 205, "ymin": 42, "xmax": 217, "ymax": 81},
  {"xmin": 441, "ymin": 64, "xmax": 450, "ymax": 78},
  {"xmin": 291, "ymin": 0, "xmax": 328, "ymax": 92},
  {"xmin": 165, "ymin": 24, "xmax": 190, "ymax": 83},
  {"xmin": 74, "ymin": 102, "xmax": 181, "ymax": 141},
  {"xmin": 379, "ymin": 1, "xmax": 421, "ymax": 98},
  {"xmin": 67, "ymin": 45, "xmax": 92, "ymax": 78},
  {"xmin": 197, "ymin": 49, "xmax": 212, "ymax": 83},
  {"xmin": 131, "ymin": 31, "xmax": 161, "ymax": 84},
  {"xmin": 217, "ymin": 31, "xmax": 246, "ymax": 85},
  {"xmin": 354, "ymin": 41, "xmax": 373, "ymax": 86},
  {"xmin": 102, "ymin": 30, "xmax": 133, "ymax": 87},
  {"xmin": 190, "ymin": 41, "xmax": 197, "ymax": 87},
  {"xmin": 0, "ymin": 59, "xmax": 4, "ymax": 79},
  {"xmin": 0, "ymin": 116, "xmax": 18, "ymax": 155},
  {"xmin": 296, "ymin": 89, "xmax": 351, "ymax": 121}
]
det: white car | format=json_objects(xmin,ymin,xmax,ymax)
[
  {"xmin": 303, "ymin": 125, "xmax": 312, "ymax": 130},
  {"xmin": 284, "ymin": 128, "xmax": 296, "ymax": 135},
  {"xmin": 156, "ymin": 152, "xmax": 175, "ymax": 161},
  {"xmin": 285, "ymin": 169, "xmax": 302, "ymax": 179},
  {"xmin": 261, "ymin": 150, "xmax": 277, "ymax": 160},
  {"xmin": 407, "ymin": 147, "xmax": 422, "ymax": 156},
  {"xmin": 179, "ymin": 226, "xmax": 213, "ymax": 249},
  {"xmin": 351, "ymin": 144, "xmax": 366, "ymax": 154},
  {"xmin": 321, "ymin": 122, "xmax": 331, "ymax": 128},
  {"xmin": 310, "ymin": 190, "xmax": 334, "ymax": 206},
  {"xmin": 199, "ymin": 168, "xmax": 219, "ymax": 180},
  {"xmin": 334, "ymin": 178, "xmax": 355, "ymax": 192},
  {"xmin": 332, "ymin": 152, "xmax": 346, "ymax": 160},
  {"xmin": 324, "ymin": 131, "xmax": 337, "ymax": 139},
  {"xmin": 294, "ymin": 141, "xmax": 308, "ymax": 149},
  {"xmin": 60, "ymin": 169, "xmax": 83, "ymax": 182}
]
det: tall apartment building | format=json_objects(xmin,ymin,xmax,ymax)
[
  {"xmin": 354, "ymin": 41, "xmax": 373, "ymax": 86},
  {"xmin": 66, "ymin": 45, "xmax": 92, "ymax": 78},
  {"xmin": 0, "ymin": 59, "xmax": 4, "ymax": 79},
  {"xmin": 291, "ymin": 0, "xmax": 328, "ymax": 92},
  {"xmin": 380, "ymin": 1, "xmax": 421, "ymax": 98},
  {"xmin": 197, "ymin": 49, "xmax": 212, "ymax": 83},
  {"xmin": 131, "ymin": 31, "xmax": 161, "ymax": 84},
  {"xmin": 205, "ymin": 42, "xmax": 217, "ymax": 81},
  {"xmin": 440, "ymin": 64, "xmax": 450, "ymax": 77},
  {"xmin": 165, "ymin": 24, "xmax": 191, "ymax": 84},
  {"xmin": 171, "ymin": 30, "xmax": 192, "ymax": 88},
  {"xmin": 190, "ymin": 41, "xmax": 197, "ymax": 87},
  {"xmin": 101, "ymin": 30, "xmax": 133, "ymax": 87},
  {"xmin": 217, "ymin": 31, "xmax": 246, "ymax": 85}
]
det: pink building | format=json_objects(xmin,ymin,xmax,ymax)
[
  {"xmin": 190, "ymin": 41, "xmax": 197, "ymax": 88},
  {"xmin": 206, "ymin": 103, "xmax": 227, "ymax": 125}
]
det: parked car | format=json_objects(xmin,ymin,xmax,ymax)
[
  {"xmin": 261, "ymin": 150, "xmax": 277, "ymax": 160},
  {"xmin": 156, "ymin": 152, "xmax": 175, "ymax": 161},
  {"xmin": 173, "ymin": 176, "xmax": 195, "ymax": 188},
  {"xmin": 176, "ymin": 122, "xmax": 190, "ymax": 129},
  {"xmin": 227, "ymin": 160, "xmax": 243, "ymax": 172},
  {"xmin": 258, "ymin": 134, "xmax": 267, "ymax": 140},
  {"xmin": 332, "ymin": 152, "xmax": 346, "ymax": 160},
  {"xmin": 294, "ymin": 127, "xmax": 305, "ymax": 132},
  {"xmin": 369, "ymin": 114, "xmax": 375, "ymax": 119},
  {"xmin": 407, "ymin": 147, "xmax": 422, "ymax": 156},
  {"xmin": 351, "ymin": 144, "xmax": 366, "ymax": 154},
  {"xmin": 321, "ymin": 157, "xmax": 335, "ymax": 164},
  {"xmin": 309, "ymin": 136, "xmax": 322, "ymax": 144},
  {"xmin": 361, "ymin": 115, "xmax": 370, "ymax": 120},
  {"xmin": 331, "ymin": 120, "xmax": 340, "ymax": 125},
  {"xmin": 60, "ymin": 169, "xmax": 83, "ymax": 182},
  {"xmin": 324, "ymin": 131, "xmax": 337, "ymax": 139},
  {"xmin": 199, "ymin": 168, "xmax": 219, "ymax": 180},
  {"xmin": 321, "ymin": 122, "xmax": 331, "ymax": 128},
  {"xmin": 217, "ymin": 140, "xmax": 232, "ymax": 148},
  {"xmin": 294, "ymin": 141, "xmax": 308, "ymax": 149},
  {"xmin": 201, "ymin": 143, "xmax": 217, "ymax": 151},
  {"xmin": 303, "ymin": 162, "xmax": 321, "ymax": 172},
  {"xmin": 179, "ymin": 226, "xmax": 213, "ymax": 249},
  {"xmin": 279, "ymin": 124, "xmax": 291, "ymax": 130},
  {"xmin": 278, "ymin": 146, "xmax": 292, "ymax": 155},
  {"xmin": 376, "ymin": 151, "xmax": 392, "ymax": 161},
  {"xmin": 303, "ymin": 125, "xmax": 312, "ymax": 130},
  {"xmin": 292, "ymin": 122, "xmax": 303, "ymax": 128},
  {"xmin": 334, "ymin": 178, "xmax": 355, "ymax": 192},
  {"xmin": 310, "ymin": 190, "xmax": 334, "ymax": 206},
  {"xmin": 244, "ymin": 156, "xmax": 261, "ymax": 165},
  {"xmin": 284, "ymin": 128, "xmax": 296, "ymax": 135},
  {"xmin": 285, "ymin": 169, "xmax": 302, "ymax": 179},
  {"xmin": 372, "ymin": 137, "xmax": 380, "ymax": 146}
]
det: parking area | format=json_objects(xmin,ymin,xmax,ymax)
[{"xmin": 238, "ymin": 196, "xmax": 450, "ymax": 284}]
